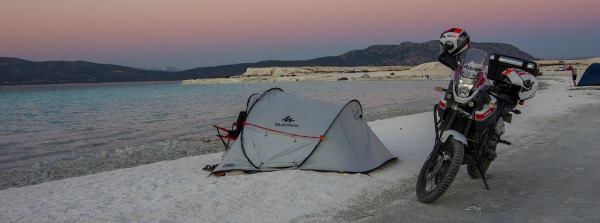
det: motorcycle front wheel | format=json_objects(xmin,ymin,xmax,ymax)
[{"xmin": 416, "ymin": 137, "xmax": 465, "ymax": 203}]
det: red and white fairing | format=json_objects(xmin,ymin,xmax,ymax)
[
  {"xmin": 439, "ymin": 67, "xmax": 489, "ymax": 109},
  {"xmin": 438, "ymin": 93, "xmax": 498, "ymax": 121},
  {"xmin": 474, "ymin": 96, "xmax": 497, "ymax": 121}
]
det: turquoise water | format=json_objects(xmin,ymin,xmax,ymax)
[{"xmin": 0, "ymin": 80, "xmax": 445, "ymax": 171}]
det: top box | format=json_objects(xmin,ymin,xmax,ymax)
[{"xmin": 487, "ymin": 53, "xmax": 538, "ymax": 82}]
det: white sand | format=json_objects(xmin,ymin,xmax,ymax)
[
  {"xmin": 181, "ymin": 64, "xmax": 450, "ymax": 84},
  {"xmin": 1, "ymin": 74, "xmax": 599, "ymax": 222}
]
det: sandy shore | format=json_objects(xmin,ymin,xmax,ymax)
[
  {"xmin": 1, "ymin": 59, "xmax": 595, "ymax": 190},
  {"xmin": 0, "ymin": 74, "xmax": 598, "ymax": 222},
  {"xmin": 182, "ymin": 63, "xmax": 452, "ymax": 84},
  {"xmin": 0, "ymin": 96, "xmax": 433, "ymax": 190}
]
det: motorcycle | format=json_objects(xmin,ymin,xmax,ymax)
[{"xmin": 415, "ymin": 48, "xmax": 539, "ymax": 203}]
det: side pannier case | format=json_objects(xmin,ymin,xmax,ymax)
[{"xmin": 487, "ymin": 53, "xmax": 539, "ymax": 100}]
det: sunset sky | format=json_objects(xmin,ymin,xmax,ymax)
[{"xmin": 2, "ymin": 0, "xmax": 599, "ymax": 70}]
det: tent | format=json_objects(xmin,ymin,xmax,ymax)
[
  {"xmin": 577, "ymin": 63, "xmax": 600, "ymax": 86},
  {"xmin": 214, "ymin": 88, "xmax": 396, "ymax": 173}
]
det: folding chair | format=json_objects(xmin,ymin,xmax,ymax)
[{"xmin": 213, "ymin": 111, "xmax": 247, "ymax": 151}]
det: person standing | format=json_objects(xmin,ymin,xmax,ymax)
[{"xmin": 569, "ymin": 65, "xmax": 577, "ymax": 86}]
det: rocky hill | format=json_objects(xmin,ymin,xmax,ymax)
[
  {"xmin": 338, "ymin": 41, "xmax": 536, "ymax": 66},
  {"xmin": 1, "ymin": 41, "xmax": 536, "ymax": 85},
  {"xmin": 0, "ymin": 58, "xmax": 184, "ymax": 85},
  {"xmin": 173, "ymin": 41, "xmax": 536, "ymax": 79}
]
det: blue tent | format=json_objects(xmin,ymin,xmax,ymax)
[{"xmin": 578, "ymin": 63, "xmax": 600, "ymax": 86}]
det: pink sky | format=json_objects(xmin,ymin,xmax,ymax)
[{"xmin": 2, "ymin": 0, "xmax": 599, "ymax": 69}]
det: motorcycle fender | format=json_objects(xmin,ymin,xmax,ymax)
[{"xmin": 440, "ymin": 130, "xmax": 468, "ymax": 145}]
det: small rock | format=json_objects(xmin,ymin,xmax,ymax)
[{"xmin": 464, "ymin": 202, "xmax": 482, "ymax": 211}]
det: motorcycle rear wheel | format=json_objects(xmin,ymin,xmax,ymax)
[{"xmin": 416, "ymin": 137, "xmax": 464, "ymax": 203}]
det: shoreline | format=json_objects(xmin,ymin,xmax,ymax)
[
  {"xmin": 1, "ymin": 76, "xmax": 599, "ymax": 222},
  {"xmin": 0, "ymin": 73, "xmax": 556, "ymax": 190},
  {"xmin": 0, "ymin": 104, "xmax": 432, "ymax": 190},
  {"xmin": 0, "ymin": 62, "xmax": 581, "ymax": 190},
  {"xmin": 182, "ymin": 64, "xmax": 452, "ymax": 84}
]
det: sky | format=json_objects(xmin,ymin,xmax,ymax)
[{"xmin": 2, "ymin": 0, "xmax": 599, "ymax": 70}]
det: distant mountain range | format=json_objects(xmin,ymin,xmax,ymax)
[{"xmin": 1, "ymin": 41, "xmax": 536, "ymax": 85}]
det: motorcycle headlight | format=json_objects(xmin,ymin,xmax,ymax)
[{"xmin": 456, "ymin": 76, "xmax": 476, "ymax": 98}]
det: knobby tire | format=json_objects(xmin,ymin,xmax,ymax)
[{"xmin": 416, "ymin": 137, "xmax": 464, "ymax": 203}]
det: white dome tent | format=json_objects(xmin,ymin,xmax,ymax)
[{"xmin": 214, "ymin": 88, "xmax": 396, "ymax": 173}]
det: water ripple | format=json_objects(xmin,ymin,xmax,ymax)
[{"xmin": 0, "ymin": 80, "xmax": 445, "ymax": 171}]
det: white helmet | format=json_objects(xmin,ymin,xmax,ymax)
[
  {"xmin": 440, "ymin": 28, "xmax": 471, "ymax": 57},
  {"xmin": 502, "ymin": 68, "xmax": 538, "ymax": 100}
]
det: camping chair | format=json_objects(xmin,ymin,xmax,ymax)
[
  {"xmin": 213, "ymin": 111, "xmax": 247, "ymax": 151},
  {"xmin": 205, "ymin": 111, "xmax": 248, "ymax": 174}
]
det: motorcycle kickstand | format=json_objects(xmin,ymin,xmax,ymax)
[{"xmin": 476, "ymin": 161, "xmax": 491, "ymax": 190}]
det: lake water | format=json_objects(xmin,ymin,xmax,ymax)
[{"xmin": 0, "ymin": 80, "xmax": 445, "ymax": 171}]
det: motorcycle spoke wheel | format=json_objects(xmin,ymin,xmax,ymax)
[{"xmin": 416, "ymin": 137, "xmax": 464, "ymax": 203}]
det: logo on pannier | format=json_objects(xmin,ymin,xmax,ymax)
[{"xmin": 275, "ymin": 116, "xmax": 299, "ymax": 127}]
